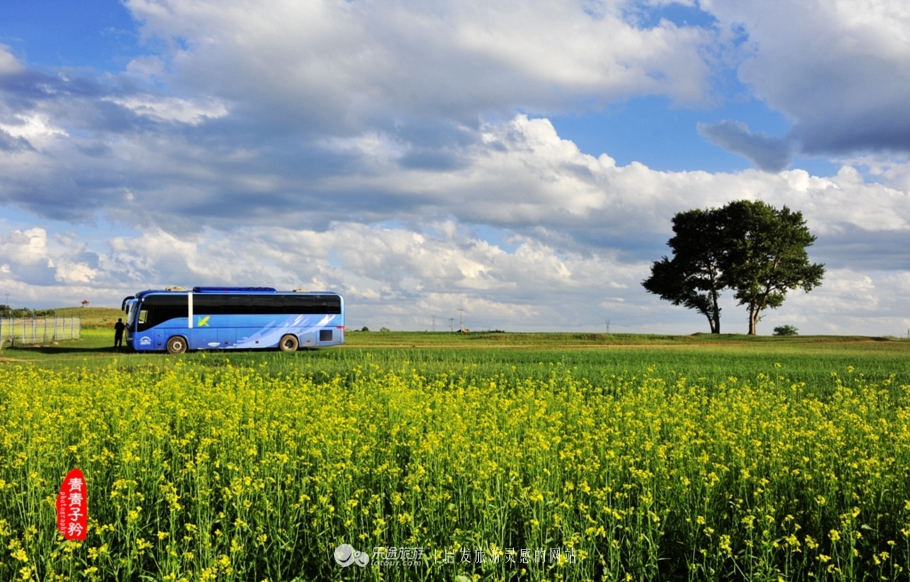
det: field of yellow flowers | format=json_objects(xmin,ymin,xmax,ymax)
[{"xmin": 2, "ymin": 339, "xmax": 910, "ymax": 581}]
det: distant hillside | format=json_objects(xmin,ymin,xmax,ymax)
[{"xmin": 51, "ymin": 306, "xmax": 124, "ymax": 328}]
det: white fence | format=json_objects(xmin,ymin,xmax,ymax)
[{"xmin": 0, "ymin": 315, "xmax": 82, "ymax": 345}]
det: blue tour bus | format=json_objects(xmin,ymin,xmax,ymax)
[{"xmin": 120, "ymin": 287, "xmax": 344, "ymax": 353}]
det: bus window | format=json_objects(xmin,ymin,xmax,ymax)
[{"xmin": 137, "ymin": 295, "xmax": 188, "ymax": 332}]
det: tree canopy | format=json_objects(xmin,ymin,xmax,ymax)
[{"xmin": 643, "ymin": 200, "xmax": 825, "ymax": 334}]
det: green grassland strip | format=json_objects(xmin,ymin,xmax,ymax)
[{"xmin": 3, "ymin": 328, "xmax": 909, "ymax": 389}]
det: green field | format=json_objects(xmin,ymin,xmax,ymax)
[{"xmin": 1, "ymin": 328, "xmax": 909, "ymax": 581}]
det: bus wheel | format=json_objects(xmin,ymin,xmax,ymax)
[
  {"xmin": 278, "ymin": 334, "xmax": 299, "ymax": 352},
  {"xmin": 166, "ymin": 336, "xmax": 187, "ymax": 354}
]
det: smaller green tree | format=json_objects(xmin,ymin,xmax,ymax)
[{"xmin": 773, "ymin": 325, "xmax": 799, "ymax": 336}]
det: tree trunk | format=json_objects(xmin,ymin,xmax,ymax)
[
  {"xmin": 748, "ymin": 293, "xmax": 769, "ymax": 335},
  {"xmin": 710, "ymin": 287, "xmax": 721, "ymax": 333}
]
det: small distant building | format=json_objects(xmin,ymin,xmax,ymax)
[{"xmin": 81, "ymin": 300, "xmax": 89, "ymax": 308}]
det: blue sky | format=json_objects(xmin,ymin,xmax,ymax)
[
  {"xmin": 0, "ymin": 0, "xmax": 908, "ymax": 335},
  {"xmin": 0, "ymin": 0, "xmax": 142, "ymax": 70}
]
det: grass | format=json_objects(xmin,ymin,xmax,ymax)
[
  {"xmin": 345, "ymin": 329, "xmax": 901, "ymax": 347},
  {"xmin": 1, "ymin": 332, "xmax": 910, "ymax": 580},
  {"xmin": 5, "ymin": 330, "xmax": 908, "ymax": 386},
  {"xmin": 44, "ymin": 307, "xmax": 124, "ymax": 329}
]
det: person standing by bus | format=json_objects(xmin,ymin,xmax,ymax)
[{"xmin": 114, "ymin": 318, "xmax": 126, "ymax": 348}]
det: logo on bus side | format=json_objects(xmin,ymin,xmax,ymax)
[
  {"xmin": 197, "ymin": 316, "xmax": 210, "ymax": 327},
  {"xmin": 140, "ymin": 336, "xmax": 152, "ymax": 346}
]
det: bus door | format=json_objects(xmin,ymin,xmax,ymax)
[{"xmin": 131, "ymin": 303, "xmax": 157, "ymax": 350}]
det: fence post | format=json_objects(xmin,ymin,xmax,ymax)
[{"xmin": 78, "ymin": 315, "xmax": 82, "ymax": 339}]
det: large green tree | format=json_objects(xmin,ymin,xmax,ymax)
[
  {"xmin": 721, "ymin": 200, "xmax": 825, "ymax": 335},
  {"xmin": 642, "ymin": 208, "xmax": 726, "ymax": 333},
  {"xmin": 643, "ymin": 200, "xmax": 825, "ymax": 334}
]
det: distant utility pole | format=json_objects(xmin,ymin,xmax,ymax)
[
  {"xmin": 449, "ymin": 318, "xmax": 454, "ymax": 332},
  {"xmin": 431, "ymin": 313, "xmax": 436, "ymax": 332},
  {"xmin": 458, "ymin": 309, "xmax": 464, "ymax": 332},
  {"xmin": 605, "ymin": 319, "xmax": 610, "ymax": 334}
]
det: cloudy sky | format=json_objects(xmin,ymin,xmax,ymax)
[{"xmin": 0, "ymin": 0, "xmax": 908, "ymax": 335}]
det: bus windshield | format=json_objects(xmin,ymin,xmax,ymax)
[{"xmin": 125, "ymin": 301, "xmax": 137, "ymax": 327}]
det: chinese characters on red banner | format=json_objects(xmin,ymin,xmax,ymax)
[{"xmin": 56, "ymin": 468, "xmax": 87, "ymax": 541}]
